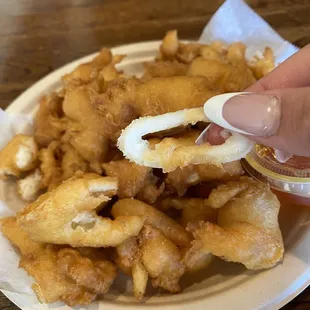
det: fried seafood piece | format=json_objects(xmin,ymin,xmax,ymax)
[
  {"xmin": 114, "ymin": 237, "xmax": 148, "ymax": 301},
  {"xmin": 67, "ymin": 129, "xmax": 110, "ymax": 173},
  {"xmin": 102, "ymin": 159, "xmax": 164, "ymax": 203},
  {"xmin": 17, "ymin": 176, "xmax": 145, "ymax": 247},
  {"xmin": 62, "ymin": 86, "xmax": 111, "ymax": 134},
  {"xmin": 135, "ymin": 177, "xmax": 165, "ymax": 205},
  {"xmin": 102, "ymin": 159, "xmax": 151, "ymax": 198},
  {"xmin": 0, "ymin": 135, "xmax": 38, "ymax": 179},
  {"xmin": 96, "ymin": 75, "xmax": 217, "ymax": 115},
  {"xmin": 69, "ymin": 129, "xmax": 110, "ymax": 163},
  {"xmin": 114, "ymin": 237, "xmax": 139, "ymax": 275},
  {"xmin": 139, "ymin": 225, "xmax": 185, "ymax": 293},
  {"xmin": 188, "ymin": 177, "xmax": 284, "ymax": 270},
  {"xmin": 158, "ymin": 31, "xmax": 272, "ymax": 90},
  {"xmin": 115, "ymin": 226, "xmax": 185, "ymax": 299},
  {"xmin": 166, "ymin": 161, "xmax": 244, "ymax": 195},
  {"xmin": 38, "ymin": 141, "xmax": 62, "ymax": 189},
  {"xmin": 57, "ymin": 248, "xmax": 117, "ymax": 296},
  {"xmin": 1, "ymin": 217, "xmax": 117, "ymax": 306},
  {"xmin": 249, "ymin": 47, "xmax": 275, "ymax": 79},
  {"xmin": 176, "ymin": 43, "xmax": 205, "ymax": 63},
  {"xmin": 112, "ymin": 199, "xmax": 191, "ymax": 247},
  {"xmin": 159, "ymin": 30, "xmax": 179, "ymax": 60},
  {"xmin": 187, "ymin": 57, "xmax": 256, "ymax": 92},
  {"xmin": 63, "ymin": 82, "xmax": 139, "ymax": 141},
  {"xmin": 17, "ymin": 169, "xmax": 43, "ymax": 201},
  {"xmin": 39, "ymin": 141, "xmax": 89, "ymax": 190},
  {"xmin": 210, "ymin": 40, "xmax": 228, "ymax": 55},
  {"xmin": 58, "ymin": 118, "xmax": 110, "ymax": 173},
  {"xmin": 61, "ymin": 144, "xmax": 89, "ymax": 180},
  {"xmin": 62, "ymin": 48, "xmax": 113, "ymax": 89},
  {"xmin": 159, "ymin": 30, "xmax": 226, "ymax": 64},
  {"xmin": 181, "ymin": 244, "xmax": 213, "ymax": 273},
  {"xmin": 199, "ymin": 45, "xmax": 223, "ymax": 61},
  {"xmin": 159, "ymin": 197, "xmax": 218, "ymax": 227},
  {"xmin": 136, "ymin": 76, "xmax": 218, "ymax": 116},
  {"xmin": 142, "ymin": 60, "xmax": 188, "ymax": 80},
  {"xmin": 21, "ymin": 246, "xmax": 117, "ymax": 306},
  {"xmin": 93, "ymin": 75, "xmax": 217, "ymax": 140},
  {"xmin": 159, "ymin": 31, "xmax": 256, "ymax": 92},
  {"xmin": 98, "ymin": 54, "xmax": 126, "ymax": 82},
  {"xmin": 1, "ymin": 216, "xmax": 45, "ymax": 255},
  {"xmin": 118, "ymin": 111, "xmax": 253, "ymax": 172},
  {"xmin": 132, "ymin": 261, "xmax": 149, "ymax": 301},
  {"xmin": 34, "ymin": 93, "xmax": 64, "ymax": 147}
]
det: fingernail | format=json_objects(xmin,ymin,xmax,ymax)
[
  {"xmin": 223, "ymin": 93, "xmax": 281, "ymax": 137},
  {"xmin": 275, "ymin": 149, "xmax": 293, "ymax": 163},
  {"xmin": 203, "ymin": 92, "xmax": 281, "ymax": 136}
]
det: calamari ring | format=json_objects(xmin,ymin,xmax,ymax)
[{"xmin": 117, "ymin": 107, "xmax": 253, "ymax": 172}]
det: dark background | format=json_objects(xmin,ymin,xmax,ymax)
[{"xmin": 0, "ymin": 0, "xmax": 309, "ymax": 309}]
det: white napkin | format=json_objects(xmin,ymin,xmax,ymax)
[{"xmin": 199, "ymin": 0, "xmax": 298, "ymax": 62}]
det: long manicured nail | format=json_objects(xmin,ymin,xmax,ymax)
[
  {"xmin": 223, "ymin": 93, "xmax": 281, "ymax": 136},
  {"xmin": 203, "ymin": 92, "xmax": 281, "ymax": 137},
  {"xmin": 275, "ymin": 149, "xmax": 293, "ymax": 163}
]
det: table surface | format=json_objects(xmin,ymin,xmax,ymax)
[{"xmin": 0, "ymin": 0, "xmax": 309, "ymax": 309}]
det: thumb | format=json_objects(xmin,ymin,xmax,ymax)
[{"xmin": 209, "ymin": 88, "xmax": 310, "ymax": 157}]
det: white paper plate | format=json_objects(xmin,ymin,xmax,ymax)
[{"xmin": 0, "ymin": 41, "xmax": 309, "ymax": 310}]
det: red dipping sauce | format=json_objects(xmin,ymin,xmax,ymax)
[{"xmin": 242, "ymin": 145, "xmax": 310, "ymax": 206}]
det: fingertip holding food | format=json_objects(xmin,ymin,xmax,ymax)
[{"xmin": 203, "ymin": 92, "xmax": 252, "ymax": 135}]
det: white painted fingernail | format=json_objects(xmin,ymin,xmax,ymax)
[
  {"xmin": 204, "ymin": 92, "xmax": 281, "ymax": 137},
  {"xmin": 203, "ymin": 92, "xmax": 253, "ymax": 135},
  {"xmin": 275, "ymin": 149, "xmax": 293, "ymax": 163}
]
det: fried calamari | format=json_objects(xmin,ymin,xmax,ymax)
[
  {"xmin": 0, "ymin": 135, "xmax": 38, "ymax": 179},
  {"xmin": 118, "ymin": 114, "xmax": 253, "ymax": 172},
  {"xmin": 166, "ymin": 161, "xmax": 243, "ymax": 195},
  {"xmin": 38, "ymin": 141, "xmax": 62, "ymax": 190},
  {"xmin": 249, "ymin": 47, "xmax": 275, "ymax": 79},
  {"xmin": 1, "ymin": 217, "xmax": 117, "ymax": 306},
  {"xmin": 139, "ymin": 225, "xmax": 185, "ymax": 293},
  {"xmin": 114, "ymin": 225, "xmax": 185, "ymax": 300},
  {"xmin": 189, "ymin": 177, "xmax": 284, "ymax": 270},
  {"xmin": 17, "ymin": 176, "xmax": 144, "ymax": 247},
  {"xmin": 114, "ymin": 237, "xmax": 148, "ymax": 300},
  {"xmin": 159, "ymin": 197, "xmax": 218, "ymax": 227},
  {"xmin": 181, "ymin": 244, "xmax": 213, "ymax": 273},
  {"xmin": 62, "ymin": 48, "xmax": 123, "ymax": 90},
  {"xmin": 17, "ymin": 169, "xmax": 43, "ymax": 201},
  {"xmin": 143, "ymin": 60, "xmax": 188, "ymax": 81},
  {"xmin": 112, "ymin": 198, "xmax": 190, "ymax": 247},
  {"xmin": 34, "ymin": 93, "xmax": 64, "ymax": 147},
  {"xmin": 66, "ymin": 129, "xmax": 110, "ymax": 173},
  {"xmin": 102, "ymin": 159, "xmax": 164, "ymax": 203}
]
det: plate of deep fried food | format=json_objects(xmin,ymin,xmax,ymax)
[{"xmin": 0, "ymin": 30, "xmax": 309, "ymax": 310}]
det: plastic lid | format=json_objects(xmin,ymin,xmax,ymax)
[{"xmin": 241, "ymin": 144, "xmax": 310, "ymax": 198}]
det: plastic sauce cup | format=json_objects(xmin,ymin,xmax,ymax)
[{"xmin": 241, "ymin": 145, "xmax": 310, "ymax": 206}]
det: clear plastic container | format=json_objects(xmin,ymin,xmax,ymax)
[{"xmin": 241, "ymin": 144, "xmax": 310, "ymax": 206}]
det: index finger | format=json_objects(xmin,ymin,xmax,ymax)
[{"xmin": 248, "ymin": 44, "xmax": 310, "ymax": 92}]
